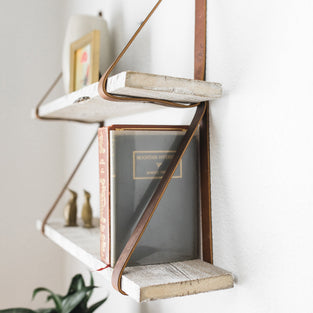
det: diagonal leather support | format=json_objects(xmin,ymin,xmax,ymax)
[
  {"xmin": 97, "ymin": 0, "xmax": 210, "ymax": 294},
  {"xmin": 38, "ymin": 2, "xmax": 212, "ymax": 292}
]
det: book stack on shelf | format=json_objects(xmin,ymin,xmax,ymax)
[
  {"xmin": 35, "ymin": 70, "xmax": 234, "ymax": 302},
  {"xmin": 98, "ymin": 125, "xmax": 200, "ymax": 267},
  {"xmin": 34, "ymin": 0, "xmax": 234, "ymax": 301}
]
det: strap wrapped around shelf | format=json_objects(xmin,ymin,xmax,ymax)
[
  {"xmin": 97, "ymin": 0, "xmax": 210, "ymax": 295},
  {"xmin": 37, "ymin": 0, "xmax": 211, "ymax": 296}
]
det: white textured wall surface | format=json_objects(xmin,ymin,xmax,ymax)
[
  {"xmin": 0, "ymin": 0, "xmax": 67, "ymax": 309},
  {"xmin": 62, "ymin": 0, "xmax": 313, "ymax": 312},
  {"xmin": 2, "ymin": 0, "xmax": 312, "ymax": 312}
]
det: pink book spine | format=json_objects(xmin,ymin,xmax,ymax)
[{"xmin": 98, "ymin": 127, "xmax": 110, "ymax": 265}]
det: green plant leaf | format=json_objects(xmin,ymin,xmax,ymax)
[
  {"xmin": 36, "ymin": 309, "xmax": 57, "ymax": 313},
  {"xmin": 86, "ymin": 298, "xmax": 108, "ymax": 313},
  {"xmin": 89, "ymin": 273, "xmax": 94, "ymax": 288},
  {"xmin": 46, "ymin": 295, "xmax": 64, "ymax": 303},
  {"xmin": 0, "ymin": 309, "xmax": 36, "ymax": 313},
  {"xmin": 86, "ymin": 273, "xmax": 95, "ymax": 303},
  {"xmin": 32, "ymin": 288, "xmax": 62, "ymax": 313},
  {"xmin": 0, "ymin": 273, "xmax": 107, "ymax": 313},
  {"xmin": 72, "ymin": 284, "xmax": 97, "ymax": 313},
  {"xmin": 61, "ymin": 288, "xmax": 93, "ymax": 313},
  {"xmin": 66, "ymin": 275, "xmax": 85, "ymax": 296}
]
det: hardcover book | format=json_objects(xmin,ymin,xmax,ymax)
[{"xmin": 98, "ymin": 125, "xmax": 200, "ymax": 267}]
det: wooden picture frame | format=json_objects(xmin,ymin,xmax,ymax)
[{"xmin": 69, "ymin": 30, "xmax": 100, "ymax": 92}]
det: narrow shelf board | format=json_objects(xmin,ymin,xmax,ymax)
[
  {"xmin": 36, "ymin": 219, "xmax": 233, "ymax": 302},
  {"xmin": 106, "ymin": 71, "xmax": 222, "ymax": 103},
  {"xmin": 36, "ymin": 71, "xmax": 222, "ymax": 123}
]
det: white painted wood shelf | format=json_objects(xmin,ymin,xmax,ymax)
[
  {"xmin": 36, "ymin": 71, "xmax": 222, "ymax": 122},
  {"xmin": 35, "ymin": 72, "xmax": 231, "ymax": 302},
  {"xmin": 37, "ymin": 219, "xmax": 233, "ymax": 302}
]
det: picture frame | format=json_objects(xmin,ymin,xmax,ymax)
[{"xmin": 69, "ymin": 30, "xmax": 100, "ymax": 92}]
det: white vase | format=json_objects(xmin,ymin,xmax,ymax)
[{"xmin": 62, "ymin": 14, "xmax": 111, "ymax": 94}]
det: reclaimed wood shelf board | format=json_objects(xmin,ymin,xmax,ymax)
[
  {"xmin": 36, "ymin": 219, "xmax": 233, "ymax": 302},
  {"xmin": 36, "ymin": 71, "xmax": 222, "ymax": 123}
]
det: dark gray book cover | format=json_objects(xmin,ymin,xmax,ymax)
[{"xmin": 110, "ymin": 128, "xmax": 200, "ymax": 266}]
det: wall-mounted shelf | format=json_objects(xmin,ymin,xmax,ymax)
[
  {"xmin": 35, "ymin": 70, "xmax": 233, "ymax": 301},
  {"xmin": 37, "ymin": 219, "xmax": 233, "ymax": 302},
  {"xmin": 36, "ymin": 71, "xmax": 222, "ymax": 122}
]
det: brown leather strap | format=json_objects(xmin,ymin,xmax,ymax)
[
  {"xmin": 112, "ymin": 102, "xmax": 207, "ymax": 294},
  {"xmin": 99, "ymin": 0, "xmax": 209, "ymax": 294},
  {"xmin": 98, "ymin": 0, "xmax": 198, "ymax": 109},
  {"xmin": 194, "ymin": 0, "xmax": 207, "ymax": 81},
  {"xmin": 195, "ymin": 0, "xmax": 213, "ymax": 263},
  {"xmin": 35, "ymin": 72, "xmax": 98, "ymax": 124},
  {"xmin": 40, "ymin": 127, "xmax": 100, "ymax": 235},
  {"xmin": 37, "ymin": 0, "xmax": 210, "ymax": 264},
  {"xmin": 35, "ymin": 72, "xmax": 104, "ymax": 235}
]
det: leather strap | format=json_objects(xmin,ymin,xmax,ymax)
[
  {"xmin": 98, "ymin": 0, "xmax": 198, "ymax": 109},
  {"xmin": 195, "ymin": 0, "xmax": 213, "ymax": 263},
  {"xmin": 35, "ymin": 72, "xmax": 99, "ymax": 124},
  {"xmin": 40, "ymin": 127, "xmax": 100, "ymax": 235},
  {"xmin": 112, "ymin": 103, "xmax": 207, "ymax": 294},
  {"xmin": 194, "ymin": 0, "xmax": 207, "ymax": 81},
  {"xmin": 98, "ymin": 0, "xmax": 209, "ymax": 294},
  {"xmin": 35, "ymin": 73, "xmax": 104, "ymax": 236}
]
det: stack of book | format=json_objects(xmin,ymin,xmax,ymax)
[{"xmin": 98, "ymin": 125, "xmax": 200, "ymax": 266}]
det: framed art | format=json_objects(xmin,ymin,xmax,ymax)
[{"xmin": 69, "ymin": 30, "xmax": 100, "ymax": 92}]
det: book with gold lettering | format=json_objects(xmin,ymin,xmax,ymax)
[{"xmin": 98, "ymin": 125, "xmax": 200, "ymax": 267}]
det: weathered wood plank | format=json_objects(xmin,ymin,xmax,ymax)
[
  {"xmin": 36, "ymin": 83, "xmax": 159, "ymax": 123},
  {"xmin": 36, "ymin": 219, "xmax": 233, "ymax": 302},
  {"xmin": 106, "ymin": 71, "xmax": 222, "ymax": 103},
  {"xmin": 124, "ymin": 260, "xmax": 233, "ymax": 301},
  {"xmin": 36, "ymin": 72, "xmax": 222, "ymax": 122}
]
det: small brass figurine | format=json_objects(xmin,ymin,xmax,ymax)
[
  {"xmin": 64, "ymin": 189, "xmax": 78, "ymax": 227},
  {"xmin": 81, "ymin": 190, "xmax": 93, "ymax": 228}
]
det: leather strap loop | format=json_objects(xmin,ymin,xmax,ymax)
[
  {"xmin": 195, "ymin": 0, "xmax": 213, "ymax": 263},
  {"xmin": 98, "ymin": 0, "xmax": 198, "ymax": 109},
  {"xmin": 103, "ymin": 0, "xmax": 209, "ymax": 295},
  {"xmin": 112, "ymin": 102, "xmax": 207, "ymax": 294},
  {"xmin": 41, "ymin": 128, "xmax": 100, "ymax": 235},
  {"xmin": 37, "ymin": 1, "xmax": 210, "ymax": 287},
  {"xmin": 35, "ymin": 72, "xmax": 100, "ymax": 124},
  {"xmin": 194, "ymin": 0, "xmax": 207, "ymax": 81}
]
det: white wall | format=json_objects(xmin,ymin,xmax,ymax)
[
  {"xmin": 62, "ymin": 0, "xmax": 313, "ymax": 312},
  {"xmin": 0, "ymin": 0, "xmax": 67, "ymax": 309},
  {"xmin": 3, "ymin": 0, "xmax": 312, "ymax": 312}
]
